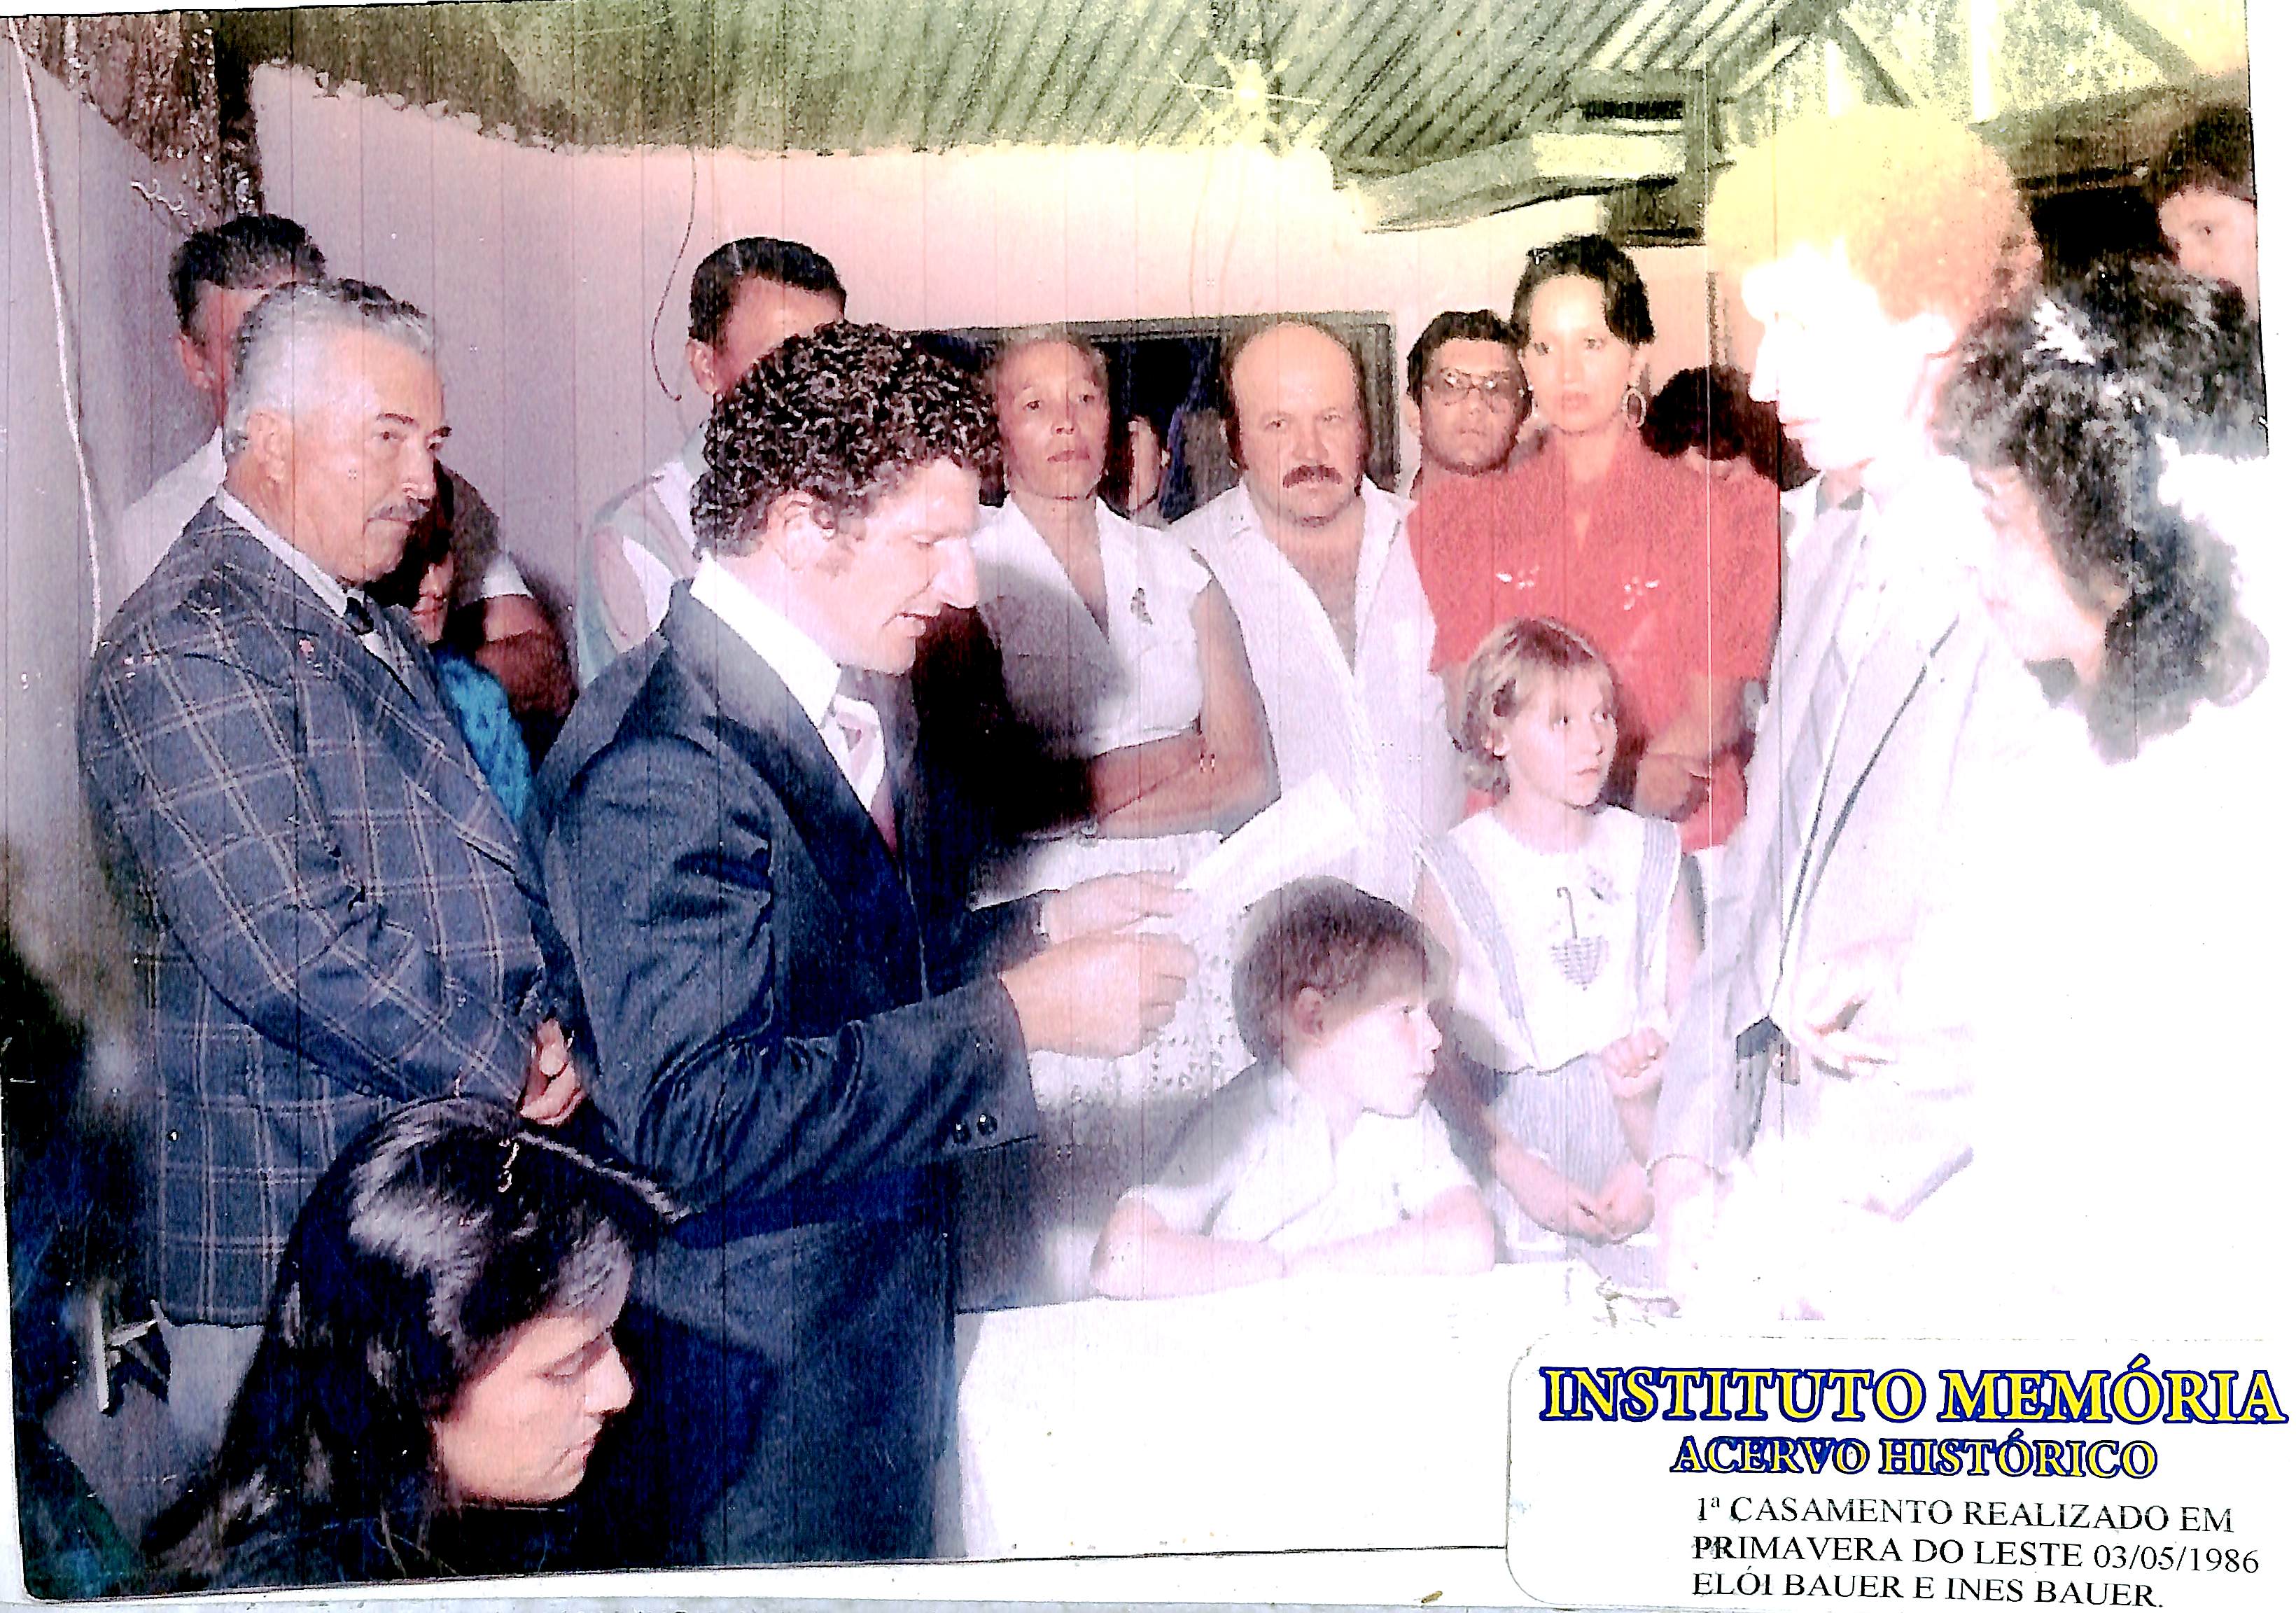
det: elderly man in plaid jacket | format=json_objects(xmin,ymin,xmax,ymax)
[{"xmin": 80, "ymin": 280, "xmax": 582, "ymax": 1481}]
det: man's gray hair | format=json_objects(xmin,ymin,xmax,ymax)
[{"xmin": 223, "ymin": 279, "xmax": 437, "ymax": 456}]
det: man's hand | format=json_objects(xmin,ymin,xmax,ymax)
[
  {"xmin": 1038, "ymin": 870, "xmax": 1184, "ymax": 944},
  {"xmin": 519, "ymin": 1017, "xmax": 587, "ymax": 1126},
  {"xmin": 1630, "ymin": 750, "xmax": 1712, "ymax": 821},
  {"xmin": 1000, "ymin": 932, "xmax": 1195, "ymax": 1059},
  {"xmin": 1787, "ymin": 941, "xmax": 1903, "ymax": 1075}
]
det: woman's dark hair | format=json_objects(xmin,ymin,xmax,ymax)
[
  {"xmin": 1936, "ymin": 256, "xmax": 2268, "ymax": 760},
  {"xmin": 1231, "ymin": 877, "xmax": 1432, "ymax": 1062},
  {"xmin": 1511, "ymin": 235, "xmax": 1656, "ymax": 348},
  {"xmin": 692, "ymin": 319, "xmax": 1000, "ymax": 554},
  {"xmin": 1642, "ymin": 364, "xmax": 1814, "ymax": 489},
  {"xmin": 148, "ymin": 1099, "xmax": 673, "ymax": 1588}
]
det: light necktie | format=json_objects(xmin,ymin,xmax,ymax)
[{"xmin": 827, "ymin": 692, "xmax": 899, "ymax": 854}]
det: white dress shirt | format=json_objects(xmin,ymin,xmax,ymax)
[
  {"xmin": 112, "ymin": 431, "xmax": 226, "ymax": 601},
  {"xmin": 1170, "ymin": 480, "xmax": 1461, "ymax": 903},
  {"xmin": 688, "ymin": 557, "xmax": 883, "ymax": 812},
  {"xmin": 214, "ymin": 491, "xmax": 410, "ymax": 683}
]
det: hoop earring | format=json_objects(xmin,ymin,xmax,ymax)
[{"xmin": 1621, "ymin": 388, "xmax": 1648, "ymax": 431}]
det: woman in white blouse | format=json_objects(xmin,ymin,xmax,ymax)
[{"xmin": 967, "ymin": 329, "xmax": 1276, "ymax": 1303}]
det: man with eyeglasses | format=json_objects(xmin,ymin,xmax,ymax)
[{"xmin": 1402, "ymin": 310, "xmax": 1530, "ymax": 494}]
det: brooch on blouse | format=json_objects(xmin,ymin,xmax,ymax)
[{"xmin": 1130, "ymin": 587, "xmax": 1153, "ymax": 626}]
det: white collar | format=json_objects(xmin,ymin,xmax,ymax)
[
  {"xmin": 689, "ymin": 555, "xmax": 844, "ymax": 727},
  {"xmin": 216, "ymin": 489, "xmax": 352, "ymax": 618}
]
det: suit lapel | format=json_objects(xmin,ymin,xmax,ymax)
[
  {"xmin": 664, "ymin": 594, "xmax": 923, "ymax": 976},
  {"xmin": 203, "ymin": 514, "xmax": 538, "ymax": 893}
]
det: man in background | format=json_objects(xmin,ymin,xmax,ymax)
[
  {"xmin": 1402, "ymin": 309, "xmax": 1528, "ymax": 494},
  {"xmin": 573, "ymin": 235, "xmax": 847, "ymax": 680},
  {"xmin": 2150, "ymin": 103, "xmax": 2262, "ymax": 313},
  {"xmin": 1170, "ymin": 318, "xmax": 1460, "ymax": 903},
  {"xmin": 111, "ymin": 216, "xmax": 326, "ymax": 596}
]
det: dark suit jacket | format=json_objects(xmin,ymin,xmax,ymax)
[
  {"xmin": 534, "ymin": 587, "xmax": 1040, "ymax": 1348},
  {"xmin": 538, "ymin": 587, "xmax": 1042, "ymax": 1560},
  {"xmin": 80, "ymin": 501, "xmax": 553, "ymax": 1325}
]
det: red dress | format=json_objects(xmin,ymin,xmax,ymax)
[{"xmin": 1410, "ymin": 437, "xmax": 1782, "ymax": 850}]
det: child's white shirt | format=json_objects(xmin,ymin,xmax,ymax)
[{"xmin": 1128, "ymin": 1062, "xmax": 1473, "ymax": 1256}]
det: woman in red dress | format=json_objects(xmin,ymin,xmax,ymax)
[{"xmin": 1411, "ymin": 236, "xmax": 1781, "ymax": 852}]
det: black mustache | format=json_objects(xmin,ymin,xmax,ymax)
[{"xmin": 1282, "ymin": 464, "xmax": 1344, "ymax": 487}]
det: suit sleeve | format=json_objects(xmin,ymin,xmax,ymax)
[
  {"xmin": 543, "ymin": 724, "xmax": 1037, "ymax": 1210},
  {"xmin": 80, "ymin": 629, "xmax": 533, "ymax": 1105}
]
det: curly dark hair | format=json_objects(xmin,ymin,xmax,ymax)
[
  {"xmin": 691, "ymin": 320, "xmax": 1000, "ymax": 554},
  {"xmin": 1231, "ymin": 877, "xmax": 1431, "ymax": 1063},
  {"xmin": 1936, "ymin": 256, "xmax": 2268, "ymax": 760}
]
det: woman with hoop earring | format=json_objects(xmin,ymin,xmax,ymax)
[{"xmin": 1411, "ymin": 235, "xmax": 1780, "ymax": 853}]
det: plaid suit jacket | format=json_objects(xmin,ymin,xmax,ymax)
[{"xmin": 80, "ymin": 501, "xmax": 554, "ymax": 1325}]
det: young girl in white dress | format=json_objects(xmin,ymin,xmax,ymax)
[
  {"xmin": 968, "ymin": 329, "xmax": 1277, "ymax": 1303},
  {"xmin": 1414, "ymin": 618, "xmax": 1698, "ymax": 1257}
]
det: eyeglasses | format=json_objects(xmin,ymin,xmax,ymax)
[{"xmin": 1428, "ymin": 368, "xmax": 1526, "ymax": 406}]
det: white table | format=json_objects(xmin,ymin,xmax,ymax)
[{"xmin": 944, "ymin": 1260, "xmax": 1650, "ymax": 1559}]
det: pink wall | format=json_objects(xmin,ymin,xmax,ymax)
[
  {"xmin": 254, "ymin": 66, "xmax": 1718, "ymax": 602},
  {"xmin": 3, "ymin": 50, "xmax": 206, "ymax": 1018}
]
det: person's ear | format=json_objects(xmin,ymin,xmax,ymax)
[
  {"xmin": 688, "ymin": 337, "xmax": 728, "ymax": 400},
  {"xmin": 174, "ymin": 329, "xmax": 211, "ymax": 395},
  {"xmin": 757, "ymin": 491, "xmax": 839, "ymax": 571},
  {"xmin": 1401, "ymin": 395, "xmax": 1422, "ymax": 440},
  {"xmin": 241, "ymin": 407, "xmax": 293, "ymax": 489},
  {"xmin": 1287, "ymin": 986, "xmax": 1329, "ymax": 1043}
]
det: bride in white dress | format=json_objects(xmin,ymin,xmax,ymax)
[
  {"xmin": 1695, "ymin": 258, "xmax": 2283, "ymax": 1333},
  {"xmin": 965, "ymin": 329, "xmax": 1278, "ymax": 1303}
]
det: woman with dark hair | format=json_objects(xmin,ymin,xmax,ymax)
[
  {"xmin": 1938, "ymin": 256, "xmax": 2269, "ymax": 758},
  {"xmin": 148, "ymin": 1099, "xmax": 671, "ymax": 1588},
  {"xmin": 1411, "ymin": 236, "xmax": 1779, "ymax": 853}
]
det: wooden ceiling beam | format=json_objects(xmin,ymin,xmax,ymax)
[{"xmin": 1350, "ymin": 126, "xmax": 1684, "ymax": 229}]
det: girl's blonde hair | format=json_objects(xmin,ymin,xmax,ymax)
[{"xmin": 1455, "ymin": 617, "xmax": 1614, "ymax": 797}]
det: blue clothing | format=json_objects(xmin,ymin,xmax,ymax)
[{"xmin": 434, "ymin": 650, "xmax": 533, "ymax": 826}]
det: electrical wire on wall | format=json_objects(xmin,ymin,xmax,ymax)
[{"xmin": 9, "ymin": 21, "xmax": 108, "ymax": 653}]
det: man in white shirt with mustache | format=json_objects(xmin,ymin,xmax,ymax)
[{"xmin": 1170, "ymin": 318, "xmax": 1461, "ymax": 902}]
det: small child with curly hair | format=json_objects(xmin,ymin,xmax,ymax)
[
  {"xmin": 1089, "ymin": 877, "xmax": 1494, "ymax": 1298},
  {"xmin": 1415, "ymin": 618, "xmax": 1698, "ymax": 1253}
]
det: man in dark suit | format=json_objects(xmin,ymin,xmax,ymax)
[
  {"xmin": 80, "ymin": 279, "xmax": 582, "ymax": 1480},
  {"xmin": 538, "ymin": 321, "xmax": 1192, "ymax": 1565}
]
